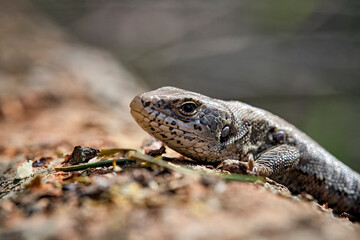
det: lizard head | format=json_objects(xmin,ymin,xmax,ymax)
[{"xmin": 130, "ymin": 86, "xmax": 249, "ymax": 162}]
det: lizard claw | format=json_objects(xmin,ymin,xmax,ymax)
[
  {"xmin": 245, "ymin": 153, "xmax": 260, "ymax": 176},
  {"xmin": 216, "ymin": 160, "xmax": 249, "ymax": 174}
]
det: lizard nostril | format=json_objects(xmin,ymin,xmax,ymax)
[{"xmin": 144, "ymin": 101, "xmax": 151, "ymax": 107}]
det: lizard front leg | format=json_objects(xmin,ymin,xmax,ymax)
[{"xmin": 218, "ymin": 145, "xmax": 300, "ymax": 178}]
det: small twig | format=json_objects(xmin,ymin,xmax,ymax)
[
  {"xmin": 129, "ymin": 151, "xmax": 200, "ymax": 175},
  {"xmin": 54, "ymin": 159, "xmax": 133, "ymax": 172}
]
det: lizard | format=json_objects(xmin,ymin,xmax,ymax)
[{"xmin": 129, "ymin": 86, "xmax": 360, "ymax": 218}]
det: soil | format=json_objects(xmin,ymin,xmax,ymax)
[{"xmin": 1, "ymin": 88, "xmax": 360, "ymax": 240}]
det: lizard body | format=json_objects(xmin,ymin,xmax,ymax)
[{"xmin": 130, "ymin": 86, "xmax": 360, "ymax": 218}]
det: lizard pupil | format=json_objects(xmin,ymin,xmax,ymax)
[{"xmin": 183, "ymin": 103, "xmax": 195, "ymax": 112}]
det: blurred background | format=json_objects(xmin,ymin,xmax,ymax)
[{"xmin": 1, "ymin": 0, "xmax": 360, "ymax": 170}]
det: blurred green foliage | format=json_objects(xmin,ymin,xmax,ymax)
[{"xmin": 245, "ymin": 0, "xmax": 319, "ymax": 33}]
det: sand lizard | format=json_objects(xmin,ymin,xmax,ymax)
[{"xmin": 130, "ymin": 86, "xmax": 360, "ymax": 218}]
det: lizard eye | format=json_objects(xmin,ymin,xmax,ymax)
[{"xmin": 179, "ymin": 101, "xmax": 198, "ymax": 116}]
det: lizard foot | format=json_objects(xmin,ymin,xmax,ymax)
[{"xmin": 216, "ymin": 160, "xmax": 251, "ymax": 175}]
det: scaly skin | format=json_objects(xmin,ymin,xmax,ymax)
[{"xmin": 130, "ymin": 86, "xmax": 360, "ymax": 218}]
